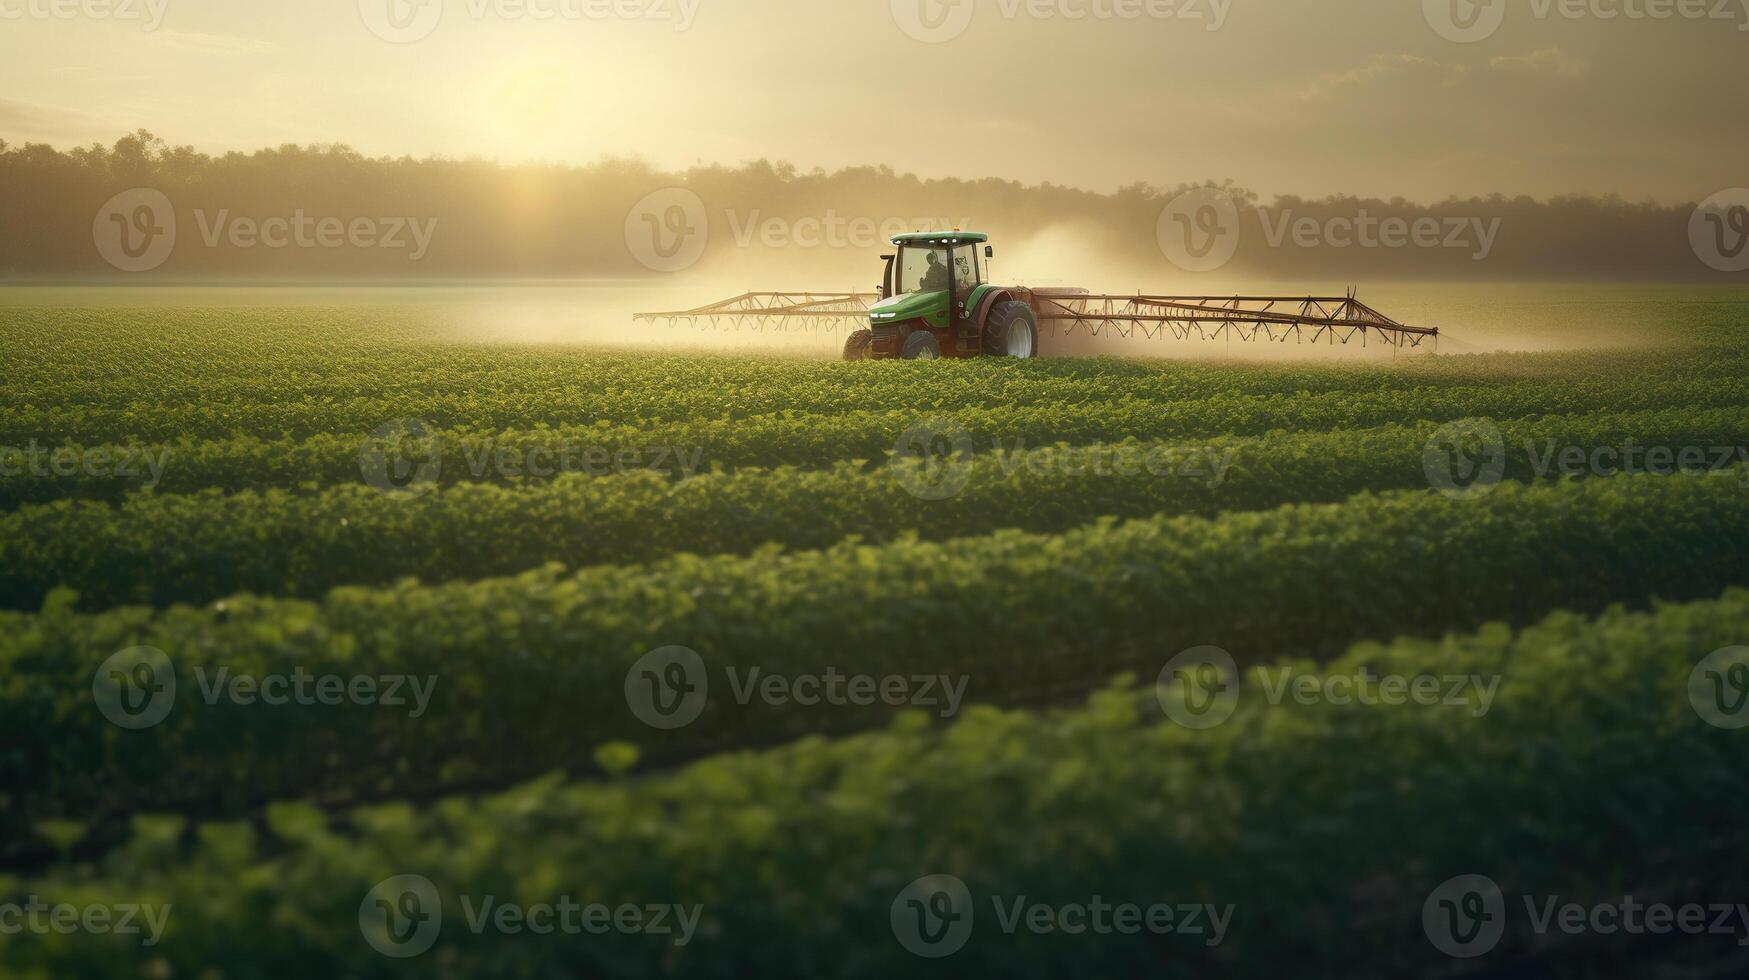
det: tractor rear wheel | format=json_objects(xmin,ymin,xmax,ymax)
[
  {"xmin": 842, "ymin": 329, "xmax": 872, "ymax": 361},
  {"xmin": 983, "ymin": 301, "xmax": 1038, "ymax": 359},
  {"xmin": 900, "ymin": 331, "xmax": 942, "ymax": 360}
]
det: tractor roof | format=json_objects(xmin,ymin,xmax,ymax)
[{"xmin": 890, "ymin": 231, "xmax": 988, "ymax": 245}]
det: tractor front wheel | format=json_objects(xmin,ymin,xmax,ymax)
[
  {"xmin": 983, "ymin": 301, "xmax": 1039, "ymax": 359},
  {"xmin": 900, "ymin": 330, "xmax": 942, "ymax": 360},
  {"xmin": 842, "ymin": 329, "xmax": 872, "ymax": 361}
]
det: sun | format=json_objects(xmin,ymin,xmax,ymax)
[{"xmin": 478, "ymin": 59, "xmax": 580, "ymax": 158}]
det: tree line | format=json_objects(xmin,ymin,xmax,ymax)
[{"xmin": 0, "ymin": 131, "xmax": 1728, "ymax": 282}]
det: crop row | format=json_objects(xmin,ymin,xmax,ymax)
[
  {"xmin": 9, "ymin": 374, "xmax": 1749, "ymax": 511},
  {"xmin": 6, "ymin": 469, "xmax": 1749, "ymax": 853},
  {"xmin": 6, "ymin": 589, "xmax": 1747, "ymax": 976},
  {"xmin": 7, "ymin": 405, "xmax": 1749, "ymax": 610},
  {"xmin": 7, "ymin": 344, "xmax": 1749, "ymax": 443},
  {"xmin": 5, "ymin": 340, "xmax": 1567, "ymax": 411},
  {"xmin": 7, "ymin": 306, "xmax": 1730, "ymax": 403}
]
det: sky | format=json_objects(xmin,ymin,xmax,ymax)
[{"xmin": 1, "ymin": 0, "xmax": 1744, "ymax": 203}]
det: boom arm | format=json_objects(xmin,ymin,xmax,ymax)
[{"xmin": 634, "ymin": 289, "xmax": 1437, "ymax": 348}]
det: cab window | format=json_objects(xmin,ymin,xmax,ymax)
[
  {"xmin": 896, "ymin": 245, "xmax": 952, "ymax": 295},
  {"xmin": 952, "ymin": 245, "xmax": 980, "ymax": 294}
]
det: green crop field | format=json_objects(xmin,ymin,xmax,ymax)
[{"xmin": 4, "ymin": 298, "xmax": 1749, "ymax": 978}]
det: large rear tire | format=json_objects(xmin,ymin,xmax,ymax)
[
  {"xmin": 983, "ymin": 301, "xmax": 1038, "ymax": 359},
  {"xmin": 901, "ymin": 330, "xmax": 942, "ymax": 360},
  {"xmin": 842, "ymin": 329, "xmax": 872, "ymax": 361}
]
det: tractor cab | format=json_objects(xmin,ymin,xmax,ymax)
[
  {"xmin": 886, "ymin": 233, "xmax": 983, "ymax": 300},
  {"xmin": 851, "ymin": 231, "xmax": 1037, "ymax": 360}
]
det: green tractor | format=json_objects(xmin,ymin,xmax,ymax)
[
  {"xmin": 633, "ymin": 231, "xmax": 1441, "ymax": 356},
  {"xmin": 842, "ymin": 231, "xmax": 1039, "ymax": 361}
]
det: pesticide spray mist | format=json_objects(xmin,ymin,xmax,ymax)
[{"xmin": 433, "ymin": 224, "xmax": 1638, "ymax": 358}]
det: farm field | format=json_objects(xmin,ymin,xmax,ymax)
[{"xmin": 4, "ymin": 292, "xmax": 1749, "ymax": 977}]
